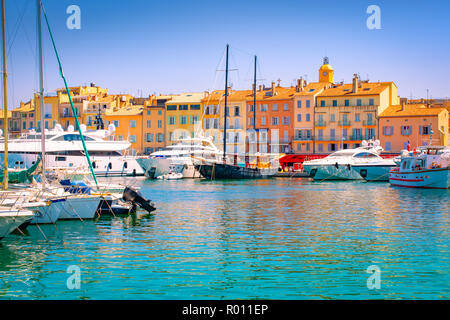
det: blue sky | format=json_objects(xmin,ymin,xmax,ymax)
[{"xmin": 2, "ymin": 0, "xmax": 450, "ymax": 108}]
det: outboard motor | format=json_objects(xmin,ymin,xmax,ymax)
[{"xmin": 122, "ymin": 186, "xmax": 156, "ymax": 213}]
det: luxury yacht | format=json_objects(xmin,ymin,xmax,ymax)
[
  {"xmin": 352, "ymin": 158, "xmax": 398, "ymax": 182},
  {"xmin": 0, "ymin": 124, "xmax": 144, "ymax": 177},
  {"xmin": 303, "ymin": 140, "xmax": 386, "ymax": 181},
  {"xmin": 137, "ymin": 137, "xmax": 221, "ymax": 178}
]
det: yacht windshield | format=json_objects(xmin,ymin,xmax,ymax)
[{"xmin": 328, "ymin": 152, "xmax": 355, "ymax": 157}]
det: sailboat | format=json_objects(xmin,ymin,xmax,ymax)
[
  {"xmin": 195, "ymin": 45, "xmax": 278, "ymax": 179},
  {"xmin": 0, "ymin": 0, "xmax": 34, "ymax": 238}
]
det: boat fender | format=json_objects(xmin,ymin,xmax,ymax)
[
  {"xmin": 347, "ymin": 164, "xmax": 351, "ymax": 170},
  {"xmin": 335, "ymin": 162, "xmax": 339, "ymax": 169}
]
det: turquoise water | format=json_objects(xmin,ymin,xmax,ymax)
[{"xmin": 0, "ymin": 178, "xmax": 449, "ymax": 299}]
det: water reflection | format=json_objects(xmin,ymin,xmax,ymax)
[{"xmin": 0, "ymin": 178, "xmax": 449, "ymax": 299}]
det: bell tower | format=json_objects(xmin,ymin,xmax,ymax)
[{"xmin": 319, "ymin": 56, "xmax": 334, "ymax": 83}]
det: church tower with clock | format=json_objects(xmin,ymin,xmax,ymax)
[{"xmin": 319, "ymin": 56, "xmax": 334, "ymax": 83}]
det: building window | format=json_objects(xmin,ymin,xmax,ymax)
[
  {"xmin": 355, "ymin": 114, "xmax": 360, "ymax": 122},
  {"xmin": 179, "ymin": 105, "xmax": 188, "ymax": 110},
  {"xmin": 385, "ymin": 142, "xmax": 391, "ymax": 151},
  {"xmin": 330, "ymin": 114, "xmax": 335, "ymax": 122},
  {"xmin": 283, "ymin": 103, "xmax": 289, "ymax": 111},
  {"xmin": 248, "ymin": 117, "xmax": 254, "ymax": 126},
  {"xmin": 249, "ymin": 104, "xmax": 254, "ymax": 112},
  {"xmin": 271, "ymin": 117, "xmax": 279, "ymax": 125},
  {"xmin": 190, "ymin": 104, "xmax": 200, "ymax": 110},
  {"xmin": 332, "ymin": 100, "xmax": 337, "ymax": 107},
  {"xmin": 357, "ymin": 99, "xmax": 362, "ymax": 106},
  {"xmin": 297, "ymin": 114, "xmax": 301, "ymax": 122},
  {"xmin": 205, "ymin": 118, "xmax": 211, "ymax": 129},
  {"xmin": 297, "ymin": 143, "xmax": 302, "ymax": 151},
  {"xmin": 306, "ymin": 114, "xmax": 310, "ymax": 122},
  {"xmin": 272, "ymin": 104, "xmax": 277, "ymax": 111},
  {"xmin": 130, "ymin": 135, "xmax": 137, "ymax": 143},
  {"xmin": 146, "ymin": 133, "xmax": 154, "ymax": 142},
  {"xmin": 318, "ymin": 144, "xmax": 323, "ymax": 152},
  {"xmin": 181, "ymin": 116, "xmax": 188, "ymax": 124},
  {"xmin": 234, "ymin": 106, "xmax": 240, "ymax": 116},
  {"xmin": 297, "ymin": 100, "xmax": 302, "ymax": 108},
  {"xmin": 420, "ymin": 125, "xmax": 431, "ymax": 135},
  {"xmin": 401, "ymin": 125, "xmax": 412, "ymax": 136},
  {"xmin": 158, "ymin": 133, "xmax": 164, "ymax": 142},
  {"xmin": 345, "ymin": 99, "xmax": 349, "ymax": 106},
  {"xmin": 369, "ymin": 99, "xmax": 374, "ymax": 106},
  {"xmin": 167, "ymin": 105, "xmax": 177, "ymax": 111},
  {"xmin": 306, "ymin": 100, "xmax": 311, "ymax": 108},
  {"xmin": 130, "ymin": 120, "xmax": 136, "ymax": 128},
  {"xmin": 261, "ymin": 104, "xmax": 268, "ymax": 112},
  {"xmin": 147, "ymin": 110, "xmax": 151, "ymax": 115},
  {"xmin": 320, "ymin": 100, "xmax": 325, "ymax": 107},
  {"xmin": 147, "ymin": 120, "xmax": 151, "ymax": 128},
  {"xmin": 158, "ymin": 110, "xmax": 162, "ymax": 115},
  {"xmin": 169, "ymin": 116, "xmax": 176, "ymax": 125},
  {"xmin": 282, "ymin": 117, "xmax": 290, "ymax": 125},
  {"xmin": 260, "ymin": 116, "xmax": 265, "ymax": 126},
  {"xmin": 158, "ymin": 120, "xmax": 162, "ymax": 128}
]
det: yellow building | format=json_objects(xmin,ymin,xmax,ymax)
[
  {"xmin": 165, "ymin": 92, "xmax": 205, "ymax": 143},
  {"xmin": 315, "ymin": 73, "xmax": 399, "ymax": 153},
  {"xmin": 318, "ymin": 57, "xmax": 334, "ymax": 83},
  {"xmin": 104, "ymin": 105, "xmax": 144, "ymax": 155}
]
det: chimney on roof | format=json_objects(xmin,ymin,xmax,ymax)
[
  {"xmin": 296, "ymin": 78, "xmax": 305, "ymax": 92},
  {"xmin": 400, "ymin": 98, "xmax": 407, "ymax": 111},
  {"xmin": 259, "ymin": 84, "xmax": 263, "ymax": 92},
  {"xmin": 271, "ymin": 81, "xmax": 275, "ymax": 94},
  {"xmin": 352, "ymin": 74, "xmax": 359, "ymax": 93}
]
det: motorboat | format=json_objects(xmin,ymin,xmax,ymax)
[
  {"xmin": 156, "ymin": 172, "xmax": 183, "ymax": 180},
  {"xmin": 137, "ymin": 136, "xmax": 221, "ymax": 179},
  {"xmin": 0, "ymin": 207, "xmax": 34, "ymax": 240},
  {"xmin": 303, "ymin": 140, "xmax": 386, "ymax": 181},
  {"xmin": 0, "ymin": 123, "xmax": 144, "ymax": 177},
  {"xmin": 389, "ymin": 146, "xmax": 450, "ymax": 189}
]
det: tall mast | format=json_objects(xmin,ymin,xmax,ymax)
[
  {"xmin": 253, "ymin": 55, "xmax": 256, "ymax": 130},
  {"xmin": 1, "ymin": 0, "xmax": 8, "ymax": 190},
  {"xmin": 222, "ymin": 44, "xmax": 229, "ymax": 163},
  {"xmin": 37, "ymin": 0, "xmax": 46, "ymax": 186}
]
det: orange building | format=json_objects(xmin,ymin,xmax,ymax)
[
  {"xmin": 142, "ymin": 95, "xmax": 172, "ymax": 154},
  {"xmin": 246, "ymin": 82, "xmax": 296, "ymax": 153},
  {"xmin": 379, "ymin": 101, "xmax": 448, "ymax": 152},
  {"xmin": 104, "ymin": 105, "xmax": 144, "ymax": 155}
]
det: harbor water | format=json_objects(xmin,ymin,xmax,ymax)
[{"xmin": 0, "ymin": 178, "xmax": 449, "ymax": 299}]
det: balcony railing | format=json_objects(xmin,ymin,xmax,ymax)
[
  {"xmin": 315, "ymin": 121, "xmax": 327, "ymax": 126},
  {"xmin": 294, "ymin": 136, "xmax": 314, "ymax": 141},
  {"xmin": 338, "ymin": 120, "xmax": 352, "ymax": 126},
  {"xmin": 363, "ymin": 120, "xmax": 376, "ymax": 126}
]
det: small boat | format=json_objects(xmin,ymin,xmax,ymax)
[
  {"xmin": 0, "ymin": 207, "xmax": 34, "ymax": 240},
  {"xmin": 0, "ymin": 157, "xmax": 41, "ymax": 184},
  {"xmin": 389, "ymin": 146, "xmax": 450, "ymax": 189},
  {"xmin": 157, "ymin": 172, "xmax": 183, "ymax": 180}
]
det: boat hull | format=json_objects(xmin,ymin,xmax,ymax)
[
  {"xmin": 352, "ymin": 164, "xmax": 396, "ymax": 182},
  {"xmin": 0, "ymin": 210, "xmax": 34, "ymax": 239},
  {"xmin": 137, "ymin": 157, "xmax": 184, "ymax": 178},
  {"xmin": 389, "ymin": 167, "xmax": 450, "ymax": 189},
  {"xmin": 0, "ymin": 153, "xmax": 144, "ymax": 177},
  {"xmin": 59, "ymin": 196, "xmax": 101, "ymax": 220},
  {"xmin": 195, "ymin": 163, "xmax": 275, "ymax": 179},
  {"xmin": 303, "ymin": 164, "xmax": 363, "ymax": 181},
  {"xmin": 30, "ymin": 199, "xmax": 64, "ymax": 224}
]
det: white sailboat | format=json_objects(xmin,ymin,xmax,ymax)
[{"xmin": 0, "ymin": 207, "xmax": 34, "ymax": 240}]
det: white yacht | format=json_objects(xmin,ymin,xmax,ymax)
[
  {"xmin": 303, "ymin": 140, "xmax": 386, "ymax": 181},
  {"xmin": 137, "ymin": 136, "xmax": 221, "ymax": 178},
  {"xmin": 0, "ymin": 124, "xmax": 144, "ymax": 177}
]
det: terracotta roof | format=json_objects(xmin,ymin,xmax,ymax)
[
  {"xmin": 166, "ymin": 92, "xmax": 206, "ymax": 104},
  {"xmin": 379, "ymin": 104, "xmax": 447, "ymax": 117},
  {"xmin": 317, "ymin": 82, "xmax": 392, "ymax": 97},
  {"xmin": 105, "ymin": 105, "xmax": 143, "ymax": 116},
  {"xmin": 201, "ymin": 89, "xmax": 252, "ymax": 103},
  {"xmin": 253, "ymin": 86, "xmax": 297, "ymax": 101},
  {"xmin": 293, "ymin": 82, "xmax": 331, "ymax": 96}
]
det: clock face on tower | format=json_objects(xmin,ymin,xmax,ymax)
[{"xmin": 323, "ymin": 72, "xmax": 328, "ymax": 76}]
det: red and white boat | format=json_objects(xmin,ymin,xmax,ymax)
[{"xmin": 389, "ymin": 146, "xmax": 450, "ymax": 189}]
